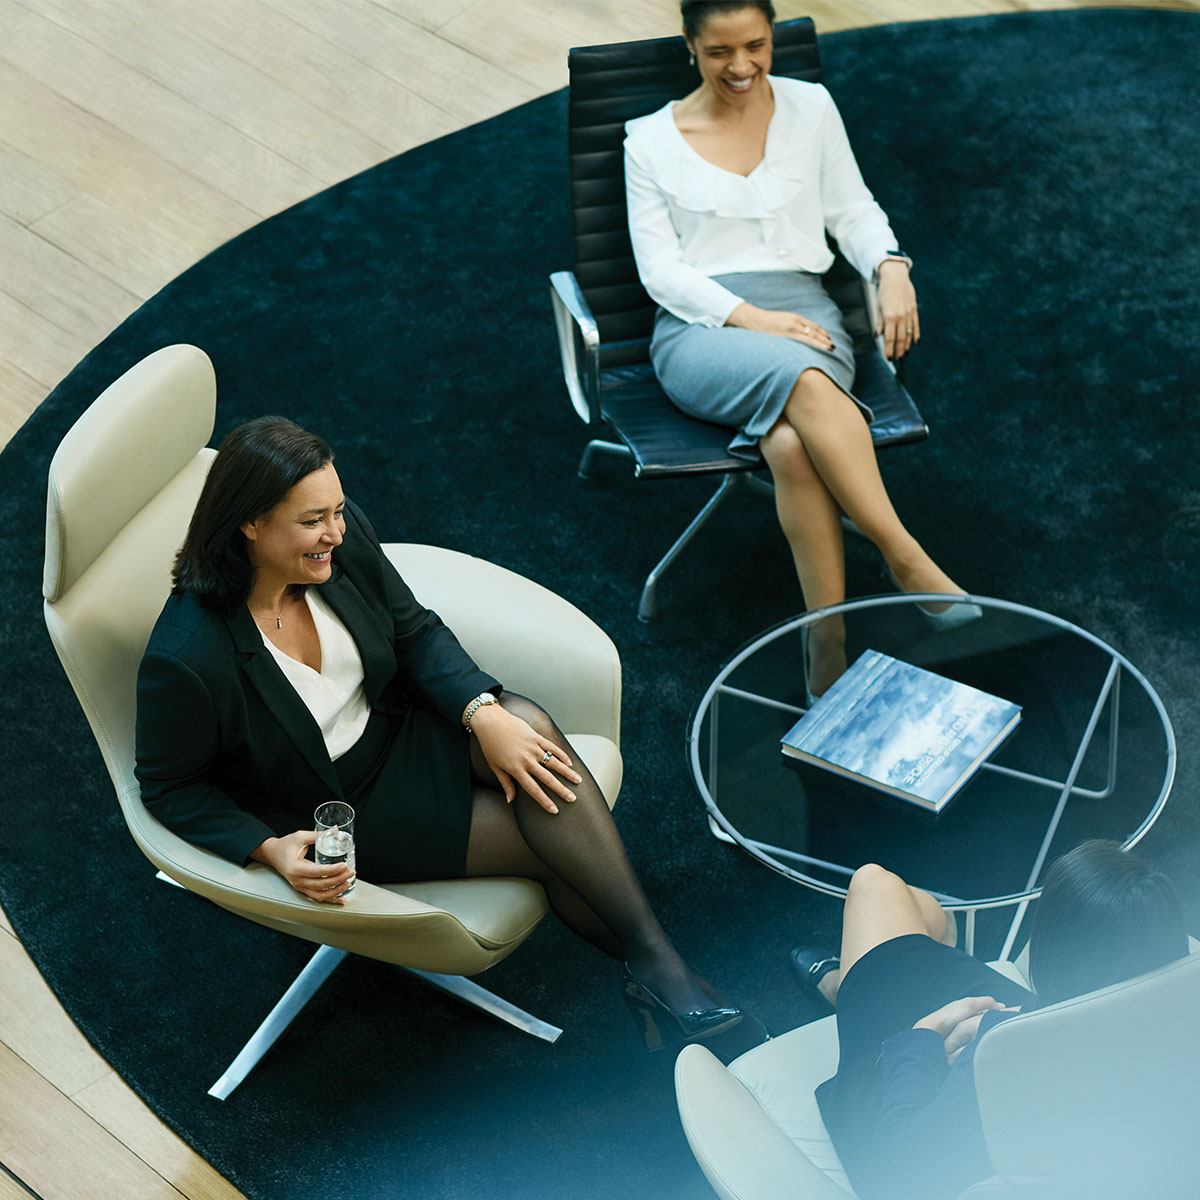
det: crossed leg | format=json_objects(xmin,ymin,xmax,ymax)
[
  {"xmin": 463, "ymin": 693, "xmax": 713, "ymax": 1014},
  {"xmin": 818, "ymin": 862, "xmax": 956, "ymax": 1006},
  {"xmin": 759, "ymin": 368, "xmax": 966, "ymax": 692}
]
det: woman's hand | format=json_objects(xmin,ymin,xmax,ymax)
[
  {"xmin": 468, "ymin": 704, "xmax": 582, "ymax": 815},
  {"xmin": 914, "ymin": 995, "xmax": 1016, "ymax": 1066},
  {"xmin": 726, "ymin": 302, "xmax": 836, "ymax": 351},
  {"xmin": 251, "ymin": 830, "xmax": 355, "ymax": 905},
  {"xmin": 875, "ymin": 259, "xmax": 919, "ymax": 360}
]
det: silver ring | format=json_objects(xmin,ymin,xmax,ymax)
[
  {"xmin": 801, "ymin": 323, "xmax": 810, "ymax": 333},
  {"xmin": 905, "ymin": 326, "xmax": 914, "ymax": 333},
  {"xmin": 540, "ymin": 750, "xmax": 552, "ymax": 766}
]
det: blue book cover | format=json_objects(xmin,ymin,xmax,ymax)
[{"xmin": 780, "ymin": 649, "xmax": 1021, "ymax": 812}]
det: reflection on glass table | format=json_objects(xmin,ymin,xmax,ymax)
[{"xmin": 688, "ymin": 595, "xmax": 1175, "ymax": 960}]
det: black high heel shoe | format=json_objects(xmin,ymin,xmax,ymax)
[{"xmin": 621, "ymin": 968, "xmax": 744, "ymax": 1052}]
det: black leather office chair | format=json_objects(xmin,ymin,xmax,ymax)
[{"xmin": 550, "ymin": 17, "xmax": 928, "ymax": 621}]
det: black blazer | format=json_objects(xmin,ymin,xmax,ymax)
[{"xmin": 134, "ymin": 501, "xmax": 499, "ymax": 864}]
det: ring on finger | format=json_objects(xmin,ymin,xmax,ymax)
[{"xmin": 540, "ymin": 749, "xmax": 552, "ymax": 766}]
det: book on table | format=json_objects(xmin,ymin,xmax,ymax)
[{"xmin": 780, "ymin": 649, "xmax": 1022, "ymax": 815}]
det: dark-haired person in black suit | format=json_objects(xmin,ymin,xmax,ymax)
[{"xmin": 135, "ymin": 416, "xmax": 748, "ymax": 1049}]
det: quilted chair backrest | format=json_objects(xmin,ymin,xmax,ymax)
[
  {"xmin": 566, "ymin": 17, "xmax": 821, "ymax": 370},
  {"xmin": 968, "ymin": 948, "xmax": 1200, "ymax": 1198},
  {"xmin": 43, "ymin": 344, "xmax": 217, "ymax": 839}
]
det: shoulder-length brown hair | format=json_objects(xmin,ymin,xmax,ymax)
[{"xmin": 173, "ymin": 416, "xmax": 333, "ymax": 613}]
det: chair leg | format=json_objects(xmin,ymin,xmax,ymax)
[
  {"xmin": 207, "ymin": 948, "xmax": 564, "ymax": 1099},
  {"xmin": 639, "ymin": 473, "xmax": 753, "ymax": 622},
  {"xmin": 578, "ymin": 438, "xmax": 632, "ymax": 478},
  {"xmin": 403, "ymin": 968, "xmax": 563, "ymax": 1043},
  {"xmin": 208, "ymin": 944, "xmax": 348, "ymax": 1100}
]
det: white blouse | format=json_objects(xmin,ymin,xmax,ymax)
[
  {"xmin": 623, "ymin": 77, "xmax": 901, "ymax": 327},
  {"xmin": 260, "ymin": 590, "xmax": 371, "ymax": 761}
]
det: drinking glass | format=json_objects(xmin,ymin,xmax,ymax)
[{"xmin": 314, "ymin": 801, "xmax": 356, "ymax": 896}]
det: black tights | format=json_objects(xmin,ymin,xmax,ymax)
[{"xmin": 463, "ymin": 694, "xmax": 709, "ymax": 1013}]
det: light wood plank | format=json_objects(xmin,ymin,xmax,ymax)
[
  {"xmin": 0, "ymin": 211, "xmax": 140, "ymax": 344},
  {"xmin": 72, "ymin": 1072, "xmax": 246, "ymax": 1200},
  {"xmin": 0, "ymin": 3, "xmax": 325, "ymax": 220},
  {"xmin": 176, "ymin": 0, "xmax": 462, "ymax": 158},
  {"xmin": 0, "ymin": 138, "xmax": 77, "ymax": 227},
  {"xmin": 260, "ymin": 0, "xmax": 542, "ymax": 127},
  {"xmin": 31, "ymin": 192, "xmax": 218, "ymax": 299},
  {"xmin": 0, "ymin": 927, "xmax": 111, "ymax": 1098},
  {"xmin": 0, "ymin": 58, "xmax": 257, "ymax": 250},
  {"xmin": 0, "ymin": 1042, "xmax": 189, "ymax": 1200},
  {"xmin": 0, "ymin": 290, "xmax": 93, "ymax": 392},
  {"xmin": 367, "ymin": 0, "xmax": 476, "ymax": 33},
  {"xmin": 27, "ymin": 0, "xmax": 395, "ymax": 185},
  {"xmin": 0, "ymin": 1168, "xmax": 36, "ymax": 1199},
  {"xmin": 0, "ymin": 360, "xmax": 46, "ymax": 447}
]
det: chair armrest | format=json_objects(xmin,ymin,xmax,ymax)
[
  {"xmin": 384, "ymin": 543, "xmax": 621, "ymax": 749},
  {"xmin": 549, "ymin": 270, "xmax": 602, "ymax": 426},
  {"xmin": 676, "ymin": 1044, "xmax": 854, "ymax": 1200}
]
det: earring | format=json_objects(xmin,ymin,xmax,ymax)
[{"xmin": 688, "ymin": 51, "xmax": 695, "ymax": 66}]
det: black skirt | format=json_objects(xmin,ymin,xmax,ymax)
[
  {"xmin": 333, "ymin": 705, "xmax": 474, "ymax": 882},
  {"xmin": 815, "ymin": 935, "xmax": 1035, "ymax": 1196}
]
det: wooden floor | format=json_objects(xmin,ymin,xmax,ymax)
[{"xmin": 2, "ymin": 1, "xmax": 1195, "ymax": 1196}]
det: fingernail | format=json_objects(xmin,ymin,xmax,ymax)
[
  {"xmin": 549, "ymin": 804, "xmax": 559, "ymax": 814},
  {"xmin": 566, "ymin": 792, "xmax": 577, "ymax": 801},
  {"xmin": 571, "ymin": 773, "xmax": 582, "ymax": 783}
]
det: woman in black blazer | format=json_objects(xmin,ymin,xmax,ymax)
[{"xmin": 136, "ymin": 416, "xmax": 746, "ymax": 1048}]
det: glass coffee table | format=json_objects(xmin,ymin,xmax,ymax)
[{"xmin": 688, "ymin": 594, "xmax": 1175, "ymax": 959}]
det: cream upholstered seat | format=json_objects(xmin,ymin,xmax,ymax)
[
  {"xmin": 674, "ymin": 946, "xmax": 1199, "ymax": 1199},
  {"xmin": 43, "ymin": 343, "xmax": 623, "ymax": 1097}
]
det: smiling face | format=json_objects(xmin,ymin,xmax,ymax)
[
  {"xmin": 240, "ymin": 461, "xmax": 345, "ymax": 594},
  {"xmin": 686, "ymin": 5, "xmax": 773, "ymax": 105}
]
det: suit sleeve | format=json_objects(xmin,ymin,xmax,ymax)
[
  {"xmin": 135, "ymin": 648, "xmax": 277, "ymax": 865},
  {"xmin": 347, "ymin": 502, "xmax": 500, "ymax": 725},
  {"xmin": 866, "ymin": 1022, "xmax": 1005, "ymax": 1200}
]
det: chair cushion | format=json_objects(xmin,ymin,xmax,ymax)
[{"xmin": 729, "ymin": 1017, "xmax": 854, "ymax": 1193}]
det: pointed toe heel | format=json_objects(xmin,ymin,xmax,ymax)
[{"xmin": 621, "ymin": 969, "xmax": 744, "ymax": 1052}]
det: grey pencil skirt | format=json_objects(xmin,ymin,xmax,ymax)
[{"xmin": 650, "ymin": 270, "xmax": 873, "ymax": 461}]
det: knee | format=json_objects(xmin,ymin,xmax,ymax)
[
  {"xmin": 759, "ymin": 420, "xmax": 814, "ymax": 483},
  {"xmin": 848, "ymin": 862, "xmax": 901, "ymax": 898},
  {"xmin": 499, "ymin": 691, "xmax": 558, "ymax": 738},
  {"xmin": 786, "ymin": 369, "xmax": 843, "ymax": 423}
]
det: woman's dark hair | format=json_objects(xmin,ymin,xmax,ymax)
[
  {"xmin": 1029, "ymin": 839, "xmax": 1187, "ymax": 1007},
  {"xmin": 172, "ymin": 416, "xmax": 333, "ymax": 612},
  {"xmin": 681, "ymin": 1, "xmax": 775, "ymax": 40}
]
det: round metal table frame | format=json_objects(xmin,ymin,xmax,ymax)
[{"xmin": 688, "ymin": 594, "xmax": 1176, "ymax": 960}]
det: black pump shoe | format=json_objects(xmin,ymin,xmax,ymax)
[
  {"xmin": 621, "ymin": 968, "xmax": 744, "ymax": 1052},
  {"xmin": 790, "ymin": 947, "xmax": 840, "ymax": 1010}
]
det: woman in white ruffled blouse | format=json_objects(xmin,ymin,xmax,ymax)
[{"xmin": 625, "ymin": 0, "xmax": 972, "ymax": 693}]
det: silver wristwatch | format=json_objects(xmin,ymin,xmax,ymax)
[{"xmin": 462, "ymin": 692, "xmax": 498, "ymax": 733}]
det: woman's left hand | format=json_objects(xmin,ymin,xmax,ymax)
[
  {"xmin": 875, "ymin": 260, "xmax": 920, "ymax": 361},
  {"xmin": 469, "ymin": 704, "xmax": 582, "ymax": 814},
  {"xmin": 914, "ymin": 995, "xmax": 1016, "ymax": 1066}
]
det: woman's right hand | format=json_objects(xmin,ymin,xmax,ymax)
[
  {"xmin": 725, "ymin": 302, "xmax": 835, "ymax": 351},
  {"xmin": 251, "ymin": 830, "xmax": 355, "ymax": 905},
  {"xmin": 914, "ymin": 995, "xmax": 1015, "ymax": 1066}
]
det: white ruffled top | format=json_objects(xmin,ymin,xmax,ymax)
[
  {"xmin": 624, "ymin": 77, "xmax": 900, "ymax": 326},
  {"xmin": 259, "ymin": 589, "xmax": 371, "ymax": 761}
]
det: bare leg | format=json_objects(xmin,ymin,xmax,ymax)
[
  {"xmin": 819, "ymin": 862, "xmax": 955, "ymax": 1005},
  {"xmin": 764, "ymin": 369, "xmax": 966, "ymax": 606},
  {"xmin": 758, "ymin": 421, "xmax": 847, "ymax": 696},
  {"xmin": 464, "ymin": 694, "xmax": 712, "ymax": 1014}
]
